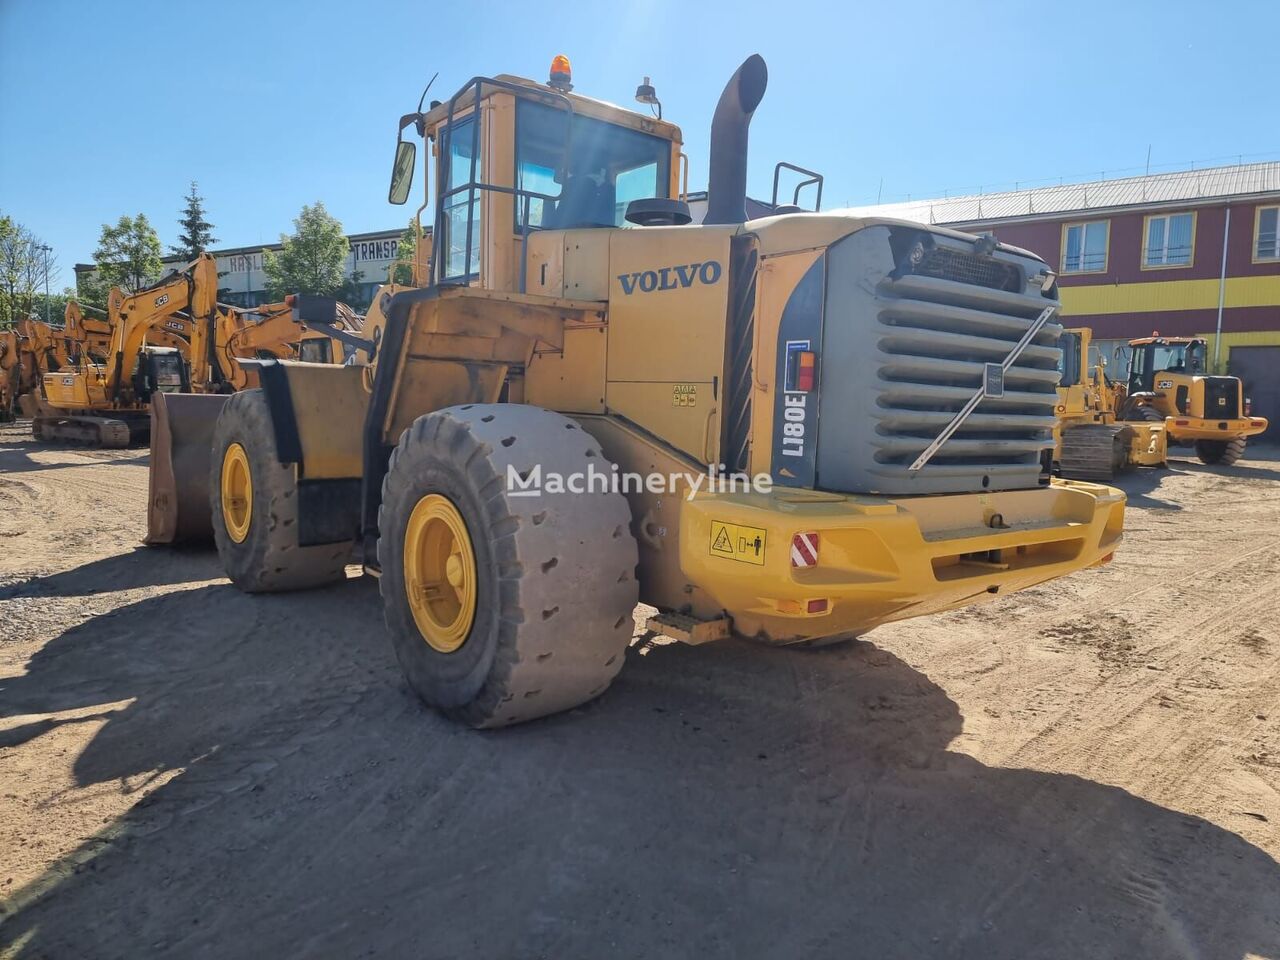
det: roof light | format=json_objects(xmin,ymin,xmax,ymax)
[{"xmin": 549, "ymin": 54, "xmax": 573, "ymax": 92}]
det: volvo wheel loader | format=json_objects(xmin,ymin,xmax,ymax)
[
  {"xmin": 1115, "ymin": 334, "xmax": 1267, "ymax": 466},
  {"xmin": 163, "ymin": 54, "xmax": 1125, "ymax": 728},
  {"xmin": 1054, "ymin": 327, "xmax": 1165, "ymax": 481},
  {"xmin": 146, "ymin": 295, "xmax": 368, "ymax": 543}
]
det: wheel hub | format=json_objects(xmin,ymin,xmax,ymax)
[
  {"xmin": 220, "ymin": 442, "xmax": 253, "ymax": 544},
  {"xmin": 404, "ymin": 494, "xmax": 477, "ymax": 653}
]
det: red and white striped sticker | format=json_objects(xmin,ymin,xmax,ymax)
[{"xmin": 790, "ymin": 532, "xmax": 819, "ymax": 568}]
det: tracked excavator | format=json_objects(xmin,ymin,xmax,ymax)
[
  {"xmin": 0, "ymin": 329, "xmax": 19, "ymax": 421},
  {"xmin": 156, "ymin": 54, "xmax": 1126, "ymax": 727},
  {"xmin": 1054, "ymin": 327, "xmax": 1166, "ymax": 481},
  {"xmin": 1115, "ymin": 335, "xmax": 1267, "ymax": 466},
  {"xmin": 32, "ymin": 256, "xmax": 218, "ymax": 445}
]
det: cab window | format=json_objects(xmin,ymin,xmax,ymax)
[
  {"xmin": 514, "ymin": 100, "xmax": 670, "ymax": 231},
  {"xmin": 440, "ymin": 115, "xmax": 482, "ymax": 279},
  {"xmin": 1057, "ymin": 333, "xmax": 1082, "ymax": 384}
]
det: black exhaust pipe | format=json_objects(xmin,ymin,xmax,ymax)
[{"xmin": 704, "ymin": 54, "xmax": 768, "ymax": 226}]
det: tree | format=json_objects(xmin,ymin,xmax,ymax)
[
  {"xmin": 392, "ymin": 219, "xmax": 422, "ymax": 285},
  {"xmin": 93, "ymin": 214, "xmax": 163, "ymax": 292},
  {"xmin": 262, "ymin": 202, "xmax": 350, "ymax": 300},
  {"xmin": 170, "ymin": 181, "xmax": 217, "ymax": 259},
  {"xmin": 0, "ymin": 215, "xmax": 56, "ymax": 328}
]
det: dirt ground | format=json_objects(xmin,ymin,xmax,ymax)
[{"xmin": 0, "ymin": 420, "xmax": 1278, "ymax": 959}]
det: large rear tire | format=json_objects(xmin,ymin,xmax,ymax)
[
  {"xmin": 1195, "ymin": 437, "xmax": 1247, "ymax": 466},
  {"xmin": 210, "ymin": 389, "xmax": 352, "ymax": 592},
  {"xmin": 378, "ymin": 404, "xmax": 639, "ymax": 728}
]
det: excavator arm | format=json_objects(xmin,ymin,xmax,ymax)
[{"xmin": 101, "ymin": 254, "xmax": 219, "ymax": 401}]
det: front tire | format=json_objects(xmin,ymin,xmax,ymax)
[
  {"xmin": 210, "ymin": 389, "xmax": 352, "ymax": 592},
  {"xmin": 378, "ymin": 404, "xmax": 639, "ymax": 728},
  {"xmin": 1195, "ymin": 437, "xmax": 1247, "ymax": 466}
]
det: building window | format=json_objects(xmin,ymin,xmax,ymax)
[
  {"xmin": 1255, "ymin": 206, "xmax": 1280, "ymax": 262},
  {"xmin": 1062, "ymin": 220, "xmax": 1108, "ymax": 274},
  {"xmin": 1143, "ymin": 212, "xmax": 1195, "ymax": 268}
]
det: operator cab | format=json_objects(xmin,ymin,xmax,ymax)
[
  {"xmin": 388, "ymin": 58, "xmax": 687, "ymax": 292},
  {"xmin": 1126, "ymin": 336, "xmax": 1206, "ymax": 393},
  {"xmin": 131, "ymin": 347, "xmax": 190, "ymax": 402}
]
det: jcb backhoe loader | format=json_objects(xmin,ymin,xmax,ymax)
[
  {"xmin": 1054, "ymin": 327, "xmax": 1165, "ymax": 481},
  {"xmin": 162, "ymin": 54, "xmax": 1125, "ymax": 728},
  {"xmin": 1114, "ymin": 335, "xmax": 1267, "ymax": 466},
  {"xmin": 32, "ymin": 255, "xmax": 218, "ymax": 446}
]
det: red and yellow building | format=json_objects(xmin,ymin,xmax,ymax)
[{"xmin": 854, "ymin": 162, "xmax": 1280, "ymax": 432}]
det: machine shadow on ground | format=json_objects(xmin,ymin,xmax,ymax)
[
  {"xmin": 0, "ymin": 547, "xmax": 219, "ymax": 600},
  {"xmin": 1, "ymin": 575, "xmax": 1278, "ymax": 958},
  {"xmin": 0, "ymin": 438, "xmax": 148, "ymax": 475}
]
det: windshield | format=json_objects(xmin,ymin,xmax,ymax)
[
  {"xmin": 515, "ymin": 100, "xmax": 671, "ymax": 230},
  {"xmin": 1142, "ymin": 342, "xmax": 1205, "ymax": 374}
]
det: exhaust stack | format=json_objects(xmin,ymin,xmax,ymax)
[{"xmin": 704, "ymin": 54, "xmax": 768, "ymax": 226}]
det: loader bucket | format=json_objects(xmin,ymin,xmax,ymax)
[{"xmin": 145, "ymin": 392, "xmax": 230, "ymax": 544}]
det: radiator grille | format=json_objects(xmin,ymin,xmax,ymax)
[
  {"xmin": 913, "ymin": 247, "xmax": 1022, "ymax": 292},
  {"xmin": 1202, "ymin": 376, "xmax": 1239, "ymax": 419},
  {"xmin": 872, "ymin": 274, "xmax": 1061, "ymax": 472}
]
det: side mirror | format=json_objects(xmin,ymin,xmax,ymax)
[{"xmin": 388, "ymin": 140, "xmax": 416, "ymax": 205}]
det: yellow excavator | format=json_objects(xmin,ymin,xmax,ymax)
[
  {"xmin": 1054, "ymin": 327, "xmax": 1166, "ymax": 481},
  {"xmin": 156, "ymin": 54, "xmax": 1126, "ymax": 727},
  {"xmin": 0, "ymin": 329, "xmax": 19, "ymax": 421},
  {"xmin": 1115, "ymin": 334, "xmax": 1267, "ymax": 466},
  {"xmin": 32, "ymin": 256, "xmax": 218, "ymax": 445}
]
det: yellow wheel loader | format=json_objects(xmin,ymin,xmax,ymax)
[
  {"xmin": 1115, "ymin": 335, "xmax": 1267, "ymax": 466},
  {"xmin": 1054, "ymin": 327, "xmax": 1166, "ymax": 481},
  {"xmin": 145, "ymin": 295, "xmax": 367, "ymax": 543},
  {"xmin": 163, "ymin": 55, "xmax": 1125, "ymax": 727}
]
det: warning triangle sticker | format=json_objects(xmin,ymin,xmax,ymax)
[{"xmin": 711, "ymin": 526, "xmax": 734, "ymax": 554}]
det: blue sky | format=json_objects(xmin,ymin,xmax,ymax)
[{"xmin": 2, "ymin": 0, "xmax": 1277, "ymax": 282}]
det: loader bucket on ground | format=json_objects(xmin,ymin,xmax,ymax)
[{"xmin": 145, "ymin": 392, "xmax": 230, "ymax": 545}]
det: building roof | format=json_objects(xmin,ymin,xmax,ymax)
[{"xmin": 837, "ymin": 161, "xmax": 1280, "ymax": 227}]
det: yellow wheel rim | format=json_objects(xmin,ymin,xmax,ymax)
[
  {"xmin": 403, "ymin": 493, "xmax": 477, "ymax": 653},
  {"xmin": 220, "ymin": 442, "xmax": 253, "ymax": 544}
]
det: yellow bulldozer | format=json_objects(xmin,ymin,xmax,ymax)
[
  {"xmin": 1114, "ymin": 334, "xmax": 1267, "ymax": 466},
  {"xmin": 155, "ymin": 54, "xmax": 1125, "ymax": 727},
  {"xmin": 1054, "ymin": 327, "xmax": 1166, "ymax": 481}
]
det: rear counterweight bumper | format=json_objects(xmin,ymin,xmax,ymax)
[{"xmin": 679, "ymin": 479, "xmax": 1125, "ymax": 644}]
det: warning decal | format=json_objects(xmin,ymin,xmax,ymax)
[{"xmin": 708, "ymin": 521, "xmax": 767, "ymax": 566}]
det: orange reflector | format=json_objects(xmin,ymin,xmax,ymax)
[{"xmin": 806, "ymin": 598, "xmax": 829, "ymax": 613}]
